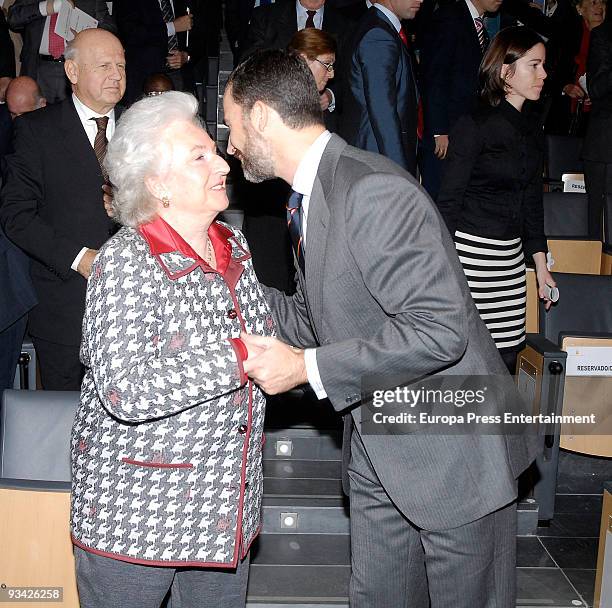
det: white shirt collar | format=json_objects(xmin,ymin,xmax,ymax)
[
  {"xmin": 373, "ymin": 3, "xmax": 401, "ymax": 32},
  {"xmin": 72, "ymin": 93, "xmax": 115, "ymax": 121},
  {"xmin": 296, "ymin": 0, "xmax": 324, "ymax": 19},
  {"xmin": 465, "ymin": 0, "xmax": 483, "ymax": 19},
  {"xmin": 366, "ymin": 0, "xmax": 373, "ymax": 7},
  {"xmin": 292, "ymin": 130, "xmax": 332, "ymax": 198}
]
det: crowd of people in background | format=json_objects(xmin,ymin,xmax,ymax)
[{"xmin": 0, "ymin": 0, "xmax": 611, "ymax": 607}]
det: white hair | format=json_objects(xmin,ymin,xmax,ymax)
[{"xmin": 104, "ymin": 91, "xmax": 202, "ymax": 227}]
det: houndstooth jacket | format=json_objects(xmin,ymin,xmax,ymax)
[{"xmin": 70, "ymin": 219, "xmax": 275, "ymax": 568}]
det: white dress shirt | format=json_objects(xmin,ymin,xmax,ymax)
[
  {"xmin": 372, "ymin": 3, "xmax": 401, "ymax": 31},
  {"xmin": 70, "ymin": 93, "xmax": 115, "ymax": 272},
  {"xmin": 291, "ymin": 129, "xmax": 333, "ymax": 399},
  {"xmin": 296, "ymin": 0, "xmax": 324, "ymax": 30}
]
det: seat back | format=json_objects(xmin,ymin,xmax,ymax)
[
  {"xmin": 543, "ymin": 192, "xmax": 589, "ymax": 238},
  {"xmin": 545, "ymin": 135, "xmax": 584, "ymax": 181},
  {"xmin": 539, "ymin": 273, "xmax": 612, "ymax": 345},
  {"xmin": 0, "ymin": 390, "xmax": 79, "ymax": 482}
]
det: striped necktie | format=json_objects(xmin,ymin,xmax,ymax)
[
  {"xmin": 160, "ymin": 0, "xmax": 178, "ymax": 52},
  {"xmin": 286, "ymin": 190, "xmax": 305, "ymax": 274},
  {"xmin": 474, "ymin": 17, "xmax": 489, "ymax": 52},
  {"xmin": 92, "ymin": 116, "xmax": 109, "ymax": 181}
]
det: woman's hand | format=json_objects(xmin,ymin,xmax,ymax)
[
  {"xmin": 533, "ymin": 252, "xmax": 557, "ymax": 311},
  {"xmin": 563, "ymin": 83, "xmax": 586, "ymax": 99}
]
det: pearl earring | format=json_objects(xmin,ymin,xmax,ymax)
[{"xmin": 162, "ymin": 196, "xmax": 170, "ymax": 208}]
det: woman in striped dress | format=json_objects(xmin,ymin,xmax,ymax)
[{"xmin": 437, "ymin": 26, "xmax": 557, "ymax": 373}]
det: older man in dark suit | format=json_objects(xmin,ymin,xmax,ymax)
[
  {"xmin": 7, "ymin": 0, "xmax": 115, "ymax": 103},
  {"xmin": 0, "ymin": 28, "xmax": 124, "ymax": 390},
  {"xmin": 223, "ymin": 49, "xmax": 536, "ymax": 608},
  {"xmin": 339, "ymin": 1, "xmax": 421, "ymax": 176}
]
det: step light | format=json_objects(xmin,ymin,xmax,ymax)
[
  {"xmin": 275, "ymin": 440, "xmax": 293, "ymax": 457},
  {"xmin": 280, "ymin": 512, "xmax": 298, "ymax": 529}
]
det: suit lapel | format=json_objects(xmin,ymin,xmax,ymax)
[
  {"xmin": 303, "ymin": 135, "xmax": 345, "ymax": 331},
  {"xmin": 59, "ymin": 99, "xmax": 105, "ymax": 183}
]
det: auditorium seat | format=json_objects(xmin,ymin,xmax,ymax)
[
  {"xmin": 518, "ymin": 272, "xmax": 612, "ymax": 522},
  {"xmin": 602, "ymin": 192, "xmax": 612, "ymax": 275},
  {"xmin": 0, "ymin": 390, "xmax": 80, "ymax": 605},
  {"xmin": 544, "ymin": 135, "xmax": 584, "ymax": 192}
]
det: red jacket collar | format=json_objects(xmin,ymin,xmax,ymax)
[{"xmin": 139, "ymin": 216, "xmax": 233, "ymax": 275}]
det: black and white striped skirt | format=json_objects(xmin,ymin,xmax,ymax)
[{"xmin": 454, "ymin": 231, "xmax": 527, "ymax": 351}]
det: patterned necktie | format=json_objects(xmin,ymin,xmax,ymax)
[
  {"xmin": 48, "ymin": 13, "xmax": 65, "ymax": 59},
  {"xmin": 92, "ymin": 117, "xmax": 109, "ymax": 180},
  {"xmin": 474, "ymin": 17, "xmax": 489, "ymax": 52},
  {"xmin": 305, "ymin": 10, "xmax": 317, "ymax": 28},
  {"xmin": 286, "ymin": 190, "xmax": 305, "ymax": 274},
  {"xmin": 160, "ymin": 0, "xmax": 178, "ymax": 52}
]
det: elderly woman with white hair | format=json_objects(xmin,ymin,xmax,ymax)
[{"xmin": 70, "ymin": 91, "xmax": 275, "ymax": 608}]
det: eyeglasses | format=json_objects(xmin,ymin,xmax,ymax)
[{"xmin": 314, "ymin": 58, "xmax": 335, "ymax": 73}]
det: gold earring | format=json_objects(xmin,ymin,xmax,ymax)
[{"xmin": 162, "ymin": 196, "xmax": 170, "ymax": 208}]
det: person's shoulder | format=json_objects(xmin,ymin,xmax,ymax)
[
  {"xmin": 15, "ymin": 99, "xmax": 63, "ymax": 129},
  {"xmin": 97, "ymin": 226, "xmax": 145, "ymax": 264}
]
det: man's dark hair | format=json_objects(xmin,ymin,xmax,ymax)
[{"xmin": 227, "ymin": 49, "xmax": 324, "ymax": 129}]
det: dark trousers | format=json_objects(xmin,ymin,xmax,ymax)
[
  {"xmin": 31, "ymin": 336, "xmax": 84, "ymax": 391},
  {"xmin": 348, "ymin": 427, "xmax": 517, "ymax": 608},
  {"xmin": 418, "ymin": 142, "xmax": 446, "ymax": 202},
  {"xmin": 584, "ymin": 160, "xmax": 612, "ymax": 241},
  {"xmin": 0, "ymin": 314, "xmax": 27, "ymax": 392},
  {"xmin": 74, "ymin": 547, "xmax": 250, "ymax": 608}
]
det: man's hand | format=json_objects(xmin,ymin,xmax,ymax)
[
  {"xmin": 434, "ymin": 134, "xmax": 449, "ymax": 159},
  {"xmin": 173, "ymin": 14, "xmax": 193, "ymax": 33},
  {"xmin": 102, "ymin": 183, "xmax": 114, "ymax": 218},
  {"xmin": 319, "ymin": 90, "xmax": 332, "ymax": 112},
  {"xmin": 77, "ymin": 248, "xmax": 98, "ymax": 279},
  {"xmin": 167, "ymin": 50, "xmax": 189, "ymax": 70},
  {"xmin": 241, "ymin": 333, "xmax": 308, "ymax": 395}
]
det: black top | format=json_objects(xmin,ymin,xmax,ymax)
[{"xmin": 437, "ymin": 100, "xmax": 547, "ymax": 258}]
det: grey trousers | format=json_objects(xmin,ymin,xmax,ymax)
[
  {"xmin": 74, "ymin": 546, "xmax": 250, "ymax": 608},
  {"xmin": 348, "ymin": 429, "xmax": 517, "ymax": 608}
]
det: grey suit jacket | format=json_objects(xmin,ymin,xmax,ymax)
[
  {"xmin": 8, "ymin": 0, "xmax": 115, "ymax": 80},
  {"xmin": 266, "ymin": 134, "xmax": 537, "ymax": 531}
]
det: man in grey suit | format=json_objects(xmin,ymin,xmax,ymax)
[
  {"xmin": 223, "ymin": 49, "xmax": 536, "ymax": 607},
  {"xmin": 8, "ymin": 0, "xmax": 115, "ymax": 103}
]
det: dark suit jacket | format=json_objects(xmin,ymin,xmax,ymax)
[
  {"xmin": 340, "ymin": 7, "xmax": 418, "ymax": 174},
  {"xmin": 419, "ymin": 1, "xmax": 483, "ymax": 143},
  {"xmin": 583, "ymin": 20, "xmax": 612, "ymax": 163},
  {"xmin": 241, "ymin": 0, "xmax": 347, "ymax": 59},
  {"xmin": 7, "ymin": 0, "xmax": 115, "ymax": 81},
  {"xmin": 265, "ymin": 134, "xmax": 536, "ymax": 530},
  {"xmin": 0, "ymin": 98, "xmax": 117, "ymax": 345},
  {"xmin": 115, "ymin": 0, "xmax": 206, "ymax": 105},
  {"xmin": 224, "ymin": 0, "xmax": 255, "ymax": 62},
  {"xmin": 0, "ymin": 10, "xmax": 16, "ymax": 78},
  {"xmin": 0, "ymin": 110, "xmax": 37, "ymax": 334}
]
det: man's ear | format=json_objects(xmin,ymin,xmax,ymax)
[
  {"xmin": 250, "ymin": 100, "xmax": 269, "ymax": 135},
  {"xmin": 64, "ymin": 59, "xmax": 78, "ymax": 85}
]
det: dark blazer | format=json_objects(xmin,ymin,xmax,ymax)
[
  {"xmin": 419, "ymin": 1, "xmax": 483, "ymax": 142},
  {"xmin": 583, "ymin": 20, "xmax": 612, "ymax": 163},
  {"xmin": 437, "ymin": 100, "xmax": 547, "ymax": 258},
  {"xmin": 115, "ymin": 0, "xmax": 206, "ymax": 105},
  {"xmin": 224, "ymin": 0, "xmax": 255, "ymax": 62},
  {"xmin": 7, "ymin": 0, "xmax": 115, "ymax": 81},
  {"xmin": 0, "ymin": 103, "xmax": 11, "ymax": 157},
  {"xmin": 265, "ymin": 134, "xmax": 536, "ymax": 530},
  {"xmin": 241, "ymin": 0, "xmax": 347, "ymax": 58},
  {"xmin": 0, "ymin": 10, "xmax": 16, "ymax": 78},
  {"xmin": 340, "ymin": 6, "xmax": 418, "ymax": 174},
  {"xmin": 0, "ymin": 98, "xmax": 117, "ymax": 345}
]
